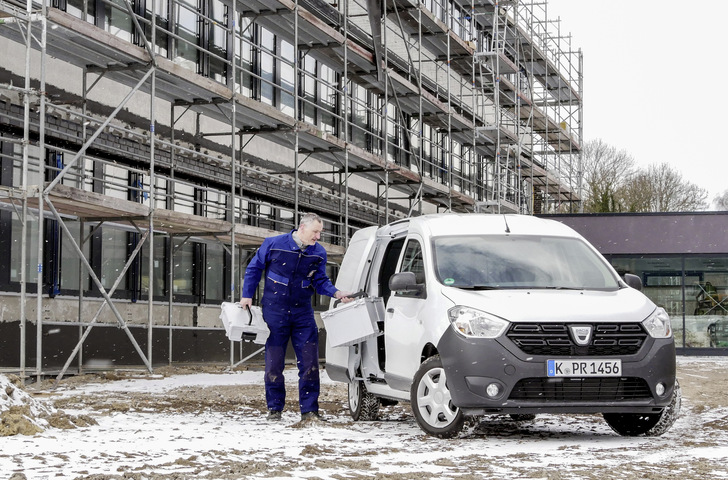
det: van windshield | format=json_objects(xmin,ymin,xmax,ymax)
[{"xmin": 433, "ymin": 235, "xmax": 620, "ymax": 291}]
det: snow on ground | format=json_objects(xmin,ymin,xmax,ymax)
[
  {"xmin": 2, "ymin": 357, "xmax": 728, "ymax": 480},
  {"xmin": 0, "ymin": 374, "xmax": 55, "ymax": 436}
]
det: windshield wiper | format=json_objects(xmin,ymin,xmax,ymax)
[
  {"xmin": 455, "ymin": 284, "xmax": 593, "ymax": 291},
  {"xmin": 531, "ymin": 286, "xmax": 584, "ymax": 290}
]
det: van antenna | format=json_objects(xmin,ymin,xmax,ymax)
[{"xmin": 503, "ymin": 215, "xmax": 510, "ymax": 233}]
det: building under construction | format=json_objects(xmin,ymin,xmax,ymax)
[{"xmin": 0, "ymin": 0, "xmax": 582, "ymax": 378}]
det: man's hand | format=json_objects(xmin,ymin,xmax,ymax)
[
  {"xmin": 239, "ymin": 297, "xmax": 252, "ymax": 309},
  {"xmin": 334, "ymin": 291, "xmax": 354, "ymax": 304}
]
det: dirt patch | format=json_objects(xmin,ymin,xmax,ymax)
[
  {"xmin": 2, "ymin": 358, "xmax": 728, "ymax": 480},
  {"xmin": 32, "ymin": 357, "xmax": 722, "ymax": 421},
  {"xmin": 0, "ymin": 405, "xmax": 44, "ymax": 436},
  {"xmin": 1, "ymin": 373, "xmax": 100, "ymax": 436},
  {"xmin": 1, "ymin": 374, "xmax": 53, "ymax": 436}
]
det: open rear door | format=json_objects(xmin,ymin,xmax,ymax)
[{"xmin": 325, "ymin": 226, "xmax": 379, "ymax": 382}]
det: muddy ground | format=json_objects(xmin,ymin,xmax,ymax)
[{"xmin": 2, "ymin": 356, "xmax": 728, "ymax": 480}]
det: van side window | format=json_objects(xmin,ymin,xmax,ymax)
[{"xmin": 397, "ymin": 240, "xmax": 425, "ymax": 297}]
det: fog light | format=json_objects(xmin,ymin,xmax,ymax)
[
  {"xmin": 486, "ymin": 383, "xmax": 501, "ymax": 398},
  {"xmin": 655, "ymin": 382, "xmax": 666, "ymax": 397}
]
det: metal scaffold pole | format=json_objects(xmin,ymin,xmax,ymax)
[
  {"xmin": 229, "ymin": 0, "xmax": 239, "ymax": 366},
  {"xmin": 294, "ymin": 0, "xmax": 300, "ymax": 224},
  {"xmin": 447, "ymin": 22, "xmax": 452, "ymax": 213},
  {"xmin": 19, "ymin": 0, "xmax": 33, "ymax": 382},
  {"xmin": 148, "ymin": 74, "xmax": 157, "ymax": 369},
  {"xmin": 78, "ymin": 67, "xmax": 88, "ymax": 375},
  {"xmin": 145, "ymin": 0, "xmax": 160, "ymax": 369},
  {"xmin": 577, "ymin": 48, "xmax": 584, "ymax": 212},
  {"xmin": 343, "ymin": 0, "xmax": 349, "ymax": 247},
  {"xmin": 168, "ymin": 99, "xmax": 175, "ymax": 365},
  {"xmin": 35, "ymin": 0, "xmax": 48, "ymax": 382},
  {"xmin": 470, "ymin": 1, "xmax": 477, "ymax": 207},
  {"xmin": 417, "ymin": 1, "xmax": 422, "ymax": 219},
  {"xmin": 383, "ymin": 0, "xmax": 389, "ymax": 224}
]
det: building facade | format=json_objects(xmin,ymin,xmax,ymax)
[
  {"xmin": 548, "ymin": 213, "xmax": 728, "ymax": 354},
  {"xmin": 0, "ymin": 0, "xmax": 582, "ymax": 377}
]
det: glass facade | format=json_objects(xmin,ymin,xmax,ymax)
[
  {"xmin": 16, "ymin": 0, "xmax": 578, "ymax": 222},
  {"xmin": 174, "ymin": 0, "xmax": 199, "ymax": 71},
  {"xmin": 48, "ymin": 0, "xmax": 489, "ymax": 201},
  {"xmin": 609, "ymin": 255, "xmax": 728, "ymax": 349},
  {"xmin": 172, "ymin": 239, "xmax": 195, "ymax": 296},
  {"xmin": 141, "ymin": 235, "xmax": 167, "ymax": 298},
  {"xmin": 99, "ymin": 229, "xmax": 129, "ymax": 290},
  {"xmin": 10, "ymin": 216, "xmax": 39, "ymax": 285},
  {"xmin": 204, "ymin": 242, "xmax": 225, "ymax": 301},
  {"xmin": 59, "ymin": 222, "xmax": 89, "ymax": 292},
  {"xmin": 0, "ymin": 136, "xmax": 243, "ymax": 304}
]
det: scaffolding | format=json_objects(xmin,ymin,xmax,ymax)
[{"xmin": 0, "ymin": 0, "xmax": 582, "ymax": 379}]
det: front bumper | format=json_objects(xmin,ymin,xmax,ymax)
[{"xmin": 437, "ymin": 326, "xmax": 677, "ymax": 416}]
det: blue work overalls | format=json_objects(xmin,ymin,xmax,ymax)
[{"xmin": 242, "ymin": 231, "xmax": 338, "ymax": 414}]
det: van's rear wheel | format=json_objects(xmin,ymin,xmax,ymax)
[
  {"xmin": 348, "ymin": 379, "xmax": 380, "ymax": 421},
  {"xmin": 411, "ymin": 355, "xmax": 464, "ymax": 438},
  {"xmin": 603, "ymin": 379, "xmax": 681, "ymax": 436}
]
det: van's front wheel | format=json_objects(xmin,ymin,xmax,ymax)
[
  {"xmin": 348, "ymin": 379, "xmax": 381, "ymax": 421},
  {"xmin": 603, "ymin": 379, "xmax": 682, "ymax": 436},
  {"xmin": 411, "ymin": 355, "xmax": 464, "ymax": 438}
]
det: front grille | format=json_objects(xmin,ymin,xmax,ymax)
[
  {"xmin": 509, "ymin": 377, "xmax": 652, "ymax": 401},
  {"xmin": 506, "ymin": 323, "xmax": 647, "ymax": 356}
]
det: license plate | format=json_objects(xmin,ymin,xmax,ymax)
[{"xmin": 547, "ymin": 359, "xmax": 622, "ymax": 377}]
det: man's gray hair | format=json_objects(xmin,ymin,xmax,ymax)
[{"xmin": 299, "ymin": 212, "xmax": 322, "ymax": 227}]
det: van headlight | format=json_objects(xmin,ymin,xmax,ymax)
[
  {"xmin": 448, "ymin": 306, "xmax": 509, "ymax": 339},
  {"xmin": 642, "ymin": 307, "xmax": 672, "ymax": 338}
]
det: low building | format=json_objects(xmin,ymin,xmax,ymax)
[{"xmin": 545, "ymin": 212, "xmax": 728, "ymax": 354}]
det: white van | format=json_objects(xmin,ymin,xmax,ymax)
[{"xmin": 324, "ymin": 214, "xmax": 680, "ymax": 438}]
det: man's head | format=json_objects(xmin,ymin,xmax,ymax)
[{"xmin": 297, "ymin": 213, "xmax": 324, "ymax": 246}]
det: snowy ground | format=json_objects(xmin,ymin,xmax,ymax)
[{"xmin": 2, "ymin": 356, "xmax": 727, "ymax": 480}]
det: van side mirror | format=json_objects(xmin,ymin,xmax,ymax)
[
  {"xmin": 623, "ymin": 273, "xmax": 643, "ymax": 291},
  {"xmin": 389, "ymin": 272, "xmax": 425, "ymax": 296}
]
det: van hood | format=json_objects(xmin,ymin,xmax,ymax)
[{"xmin": 440, "ymin": 287, "xmax": 657, "ymax": 323}]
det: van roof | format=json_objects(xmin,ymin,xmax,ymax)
[{"xmin": 406, "ymin": 213, "xmax": 579, "ymax": 238}]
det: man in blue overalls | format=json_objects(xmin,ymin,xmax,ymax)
[{"xmin": 240, "ymin": 213, "xmax": 351, "ymax": 422}]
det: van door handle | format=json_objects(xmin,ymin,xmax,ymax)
[{"xmin": 386, "ymin": 308, "xmax": 394, "ymax": 313}]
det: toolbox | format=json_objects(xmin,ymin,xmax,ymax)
[
  {"xmin": 220, "ymin": 302, "xmax": 269, "ymax": 344},
  {"xmin": 321, "ymin": 297, "xmax": 384, "ymax": 347}
]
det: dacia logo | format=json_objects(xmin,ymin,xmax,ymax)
[{"xmin": 569, "ymin": 325, "xmax": 593, "ymax": 346}]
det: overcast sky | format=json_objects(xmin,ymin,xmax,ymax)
[{"xmin": 546, "ymin": 0, "xmax": 728, "ymax": 208}]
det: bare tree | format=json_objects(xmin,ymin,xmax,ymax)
[
  {"xmin": 581, "ymin": 140, "xmax": 710, "ymax": 213},
  {"xmin": 623, "ymin": 163, "xmax": 709, "ymax": 212},
  {"xmin": 714, "ymin": 189, "xmax": 728, "ymax": 210},
  {"xmin": 620, "ymin": 170, "xmax": 653, "ymax": 212},
  {"xmin": 581, "ymin": 139, "xmax": 635, "ymax": 213}
]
